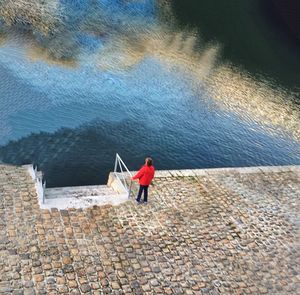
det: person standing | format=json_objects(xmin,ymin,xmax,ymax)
[{"xmin": 131, "ymin": 157, "xmax": 155, "ymax": 203}]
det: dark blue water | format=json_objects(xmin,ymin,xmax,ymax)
[
  {"xmin": 0, "ymin": 0, "xmax": 299, "ymax": 187},
  {"xmin": 171, "ymin": 0, "xmax": 300, "ymax": 91}
]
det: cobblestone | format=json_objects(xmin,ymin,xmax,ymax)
[{"xmin": 0, "ymin": 164, "xmax": 299, "ymax": 294}]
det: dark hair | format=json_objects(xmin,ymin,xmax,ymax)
[{"xmin": 146, "ymin": 157, "xmax": 153, "ymax": 166}]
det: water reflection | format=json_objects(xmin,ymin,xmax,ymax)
[
  {"xmin": 0, "ymin": 0, "xmax": 160, "ymax": 63},
  {"xmin": 204, "ymin": 64, "xmax": 300, "ymax": 140},
  {"xmin": 1, "ymin": 0, "xmax": 298, "ymax": 139}
]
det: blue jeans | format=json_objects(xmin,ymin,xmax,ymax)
[{"xmin": 136, "ymin": 185, "xmax": 148, "ymax": 202}]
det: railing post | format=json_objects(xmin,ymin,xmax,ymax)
[
  {"xmin": 42, "ymin": 181, "xmax": 46, "ymax": 204},
  {"xmin": 114, "ymin": 154, "xmax": 118, "ymax": 173},
  {"xmin": 119, "ymin": 162, "xmax": 127, "ymax": 191},
  {"xmin": 128, "ymin": 180, "xmax": 132, "ymax": 198},
  {"xmin": 34, "ymin": 165, "xmax": 37, "ymax": 180}
]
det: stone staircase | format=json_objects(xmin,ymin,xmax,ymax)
[
  {"xmin": 45, "ymin": 185, "xmax": 117, "ymax": 199},
  {"xmin": 42, "ymin": 183, "xmax": 128, "ymax": 209},
  {"xmin": 24, "ymin": 164, "xmax": 130, "ymax": 209}
]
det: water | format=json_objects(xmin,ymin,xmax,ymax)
[
  {"xmin": 0, "ymin": 0, "xmax": 299, "ymax": 187},
  {"xmin": 171, "ymin": 0, "xmax": 300, "ymax": 90}
]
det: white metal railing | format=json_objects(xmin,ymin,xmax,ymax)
[
  {"xmin": 42, "ymin": 180, "xmax": 46, "ymax": 204},
  {"xmin": 114, "ymin": 153, "xmax": 133, "ymax": 198},
  {"xmin": 33, "ymin": 164, "xmax": 46, "ymax": 204}
]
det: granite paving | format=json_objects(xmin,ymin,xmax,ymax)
[{"xmin": 0, "ymin": 164, "xmax": 299, "ymax": 294}]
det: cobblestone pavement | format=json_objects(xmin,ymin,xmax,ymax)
[{"xmin": 0, "ymin": 165, "xmax": 299, "ymax": 294}]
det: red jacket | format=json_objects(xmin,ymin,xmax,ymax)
[{"xmin": 132, "ymin": 165, "xmax": 155, "ymax": 186}]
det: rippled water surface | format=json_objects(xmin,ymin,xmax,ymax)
[{"xmin": 0, "ymin": 0, "xmax": 299, "ymax": 186}]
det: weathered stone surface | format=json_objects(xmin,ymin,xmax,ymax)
[
  {"xmin": 0, "ymin": 164, "xmax": 299, "ymax": 294},
  {"xmin": 80, "ymin": 283, "xmax": 91, "ymax": 293}
]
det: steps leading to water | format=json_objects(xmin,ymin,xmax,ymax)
[
  {"xmin": 42, "ymin": 182, "xmax": 128, "ymax": 209},
  {"xmin": 41, "ymin": 173, "xmax": 129, "ymax": 209},
  {"xmin": 25, "ymin": 165, "xmax": 130, "ymax": 209},
  {"xmin": 45, "ymin": 185, "xmax": 116, "ymax": 199}
]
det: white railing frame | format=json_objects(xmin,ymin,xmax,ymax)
[
  {"xmin": 42, "ymin": 180, "xmax": 46, "ymax": 204},
  {"xmin": 114, "ymin": 153, "xmax": 133, "ymax": 198},
  {"xmin": 33, "ymin": 164, "xmax": 46, "ymax": 204}
]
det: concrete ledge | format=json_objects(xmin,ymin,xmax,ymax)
[
  {"xmin": 24, "ymin": 164, "xmax": 44, "ymax": 206},
  {"xmin": 153, "ymin": 170, "xmax": 173, "ymax": 178},
  {"xmin": 107, "ymin": 172, "xmax": 129, "ymax": 194},
  {"xmin": 151, "ymin": 165, "xmax": 300, "ymax": 178}
]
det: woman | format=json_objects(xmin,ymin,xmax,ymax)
[{"xmin": 131, "ymin": 157, "xmax": 155, "ymax": 203}]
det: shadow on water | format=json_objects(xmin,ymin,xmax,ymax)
[{"xmin": 0, "ymin": 117, "xmax": 299, "ymax": 187}]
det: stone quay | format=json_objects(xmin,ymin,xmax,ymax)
[{"xmin": 0, "ymin": 164, "xmax": 299, "ymax": 294}]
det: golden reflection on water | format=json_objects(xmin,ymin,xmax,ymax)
[
  {"xmin": 204, "ymin": 64, "xmax": 300, "ymax": 140},
  {"xmin": 96, "ymin": 28, "xmax": 300, "ymax": 141},
  {"xmin": 97, "ymin": 29, "xmax": 219, "ymax": 78},
  {"xmin": 27, "ymin": 45, "xmax": 77, "ymax": 68},
  {"xmin": 0, "ymin": 33, "xmax": 5, "ymax": 45},
  {"xmin": 0, "ymin": 0, "xmax": 61, "ymax": 36}
]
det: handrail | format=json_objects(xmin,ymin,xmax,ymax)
[
  {"xmin": 114, "ymin": 153, "xmax": 133, "ymax": 198},
  {"xmin": 32, "ymin": 164, "xmax": 46, "ymax": 204},
  {"xmin": 42, "ymin": 181, "xmax": 46, "ymax": 204}
]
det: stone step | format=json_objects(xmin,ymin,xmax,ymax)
[
  {"xmin": 42, "ymin": 193, "xmax": 128, "ymax": 209},
  {"xmin": 45, "ymin": 185, "xmax": 116, "ymax": 199}
]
